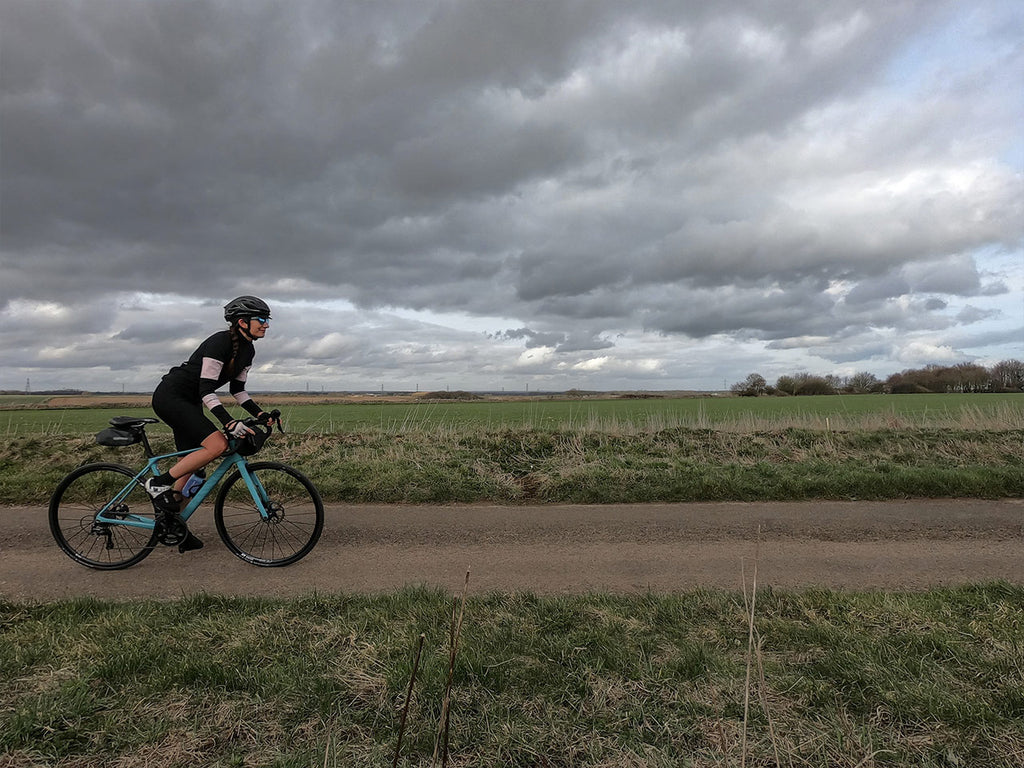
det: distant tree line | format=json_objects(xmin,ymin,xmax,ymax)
[{"xmin": 730, "ymin": 360, "xmax": 1024, "ymax": 397}]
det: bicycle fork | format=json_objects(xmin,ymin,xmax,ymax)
[{"xmin": 235, "ymin": 462, "xmax": 276, "ymax": 521}]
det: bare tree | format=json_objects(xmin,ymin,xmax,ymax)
[
  {"xmin": 775, "ymin": 375, "xmax": 797, "ymax": 396},
  {"xmin": 793, "ymin": 373, "xmax": 835, "ymax": 396},
  {"xmin": 846, "ymin": 372, "xmax": 882, "ymax": 394},
  {"xmin": 990, "ymin": 359, "xmax": 1024, "ymax": 391},
  {"xmin": 731, "ymin": 373, "xmax": 767, "ymax": 397}
]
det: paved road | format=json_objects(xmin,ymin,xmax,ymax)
[{"xmin": 2, "ymin": 499, "xmax": 1022, "ymax": 599}]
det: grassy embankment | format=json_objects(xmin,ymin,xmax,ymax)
[
  {"xmin": 3, "ymin": 584, "xmax": 1024, "ymax": 767},
  {"xmin": 2, "ymin": 394, "xmax": 1022, "ymax": 504}
]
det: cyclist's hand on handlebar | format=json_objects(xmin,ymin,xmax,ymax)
[{"xmin": 226, "ymin": 419, "xmax": 255, "ymax": 438}]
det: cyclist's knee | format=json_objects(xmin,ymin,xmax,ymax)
[{"xmin": 203, "ymin": 431, "xmax": 230, "ymax": 456}]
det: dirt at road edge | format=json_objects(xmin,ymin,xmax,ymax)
[{"xmin": 3, "ymin": 499, "xmax": 1022, "ymax": 600}]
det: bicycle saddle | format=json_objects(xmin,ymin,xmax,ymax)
[{"xmin": 108, "ymin": 416, "xmax": 160, "ymax": 429}]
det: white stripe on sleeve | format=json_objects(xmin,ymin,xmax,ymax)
[{"xmin": 201, "ymin": 357, "xmax": 225, "ymax": 380}]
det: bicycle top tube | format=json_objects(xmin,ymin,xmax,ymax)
[{"xmin": 144, "ymin": 433, "xmax": 251, "ymax": 478}]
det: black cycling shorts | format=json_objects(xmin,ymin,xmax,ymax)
[{"xmin": 152, "ymin": 382, "xmax": 220, "ymax": 452}]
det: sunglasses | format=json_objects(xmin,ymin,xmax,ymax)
[{"xmin": 249, "ymin": 316, "xmax": 270, "ymax": 325}]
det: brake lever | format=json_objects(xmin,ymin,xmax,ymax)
[{"xmin": 264, "ymin": 409, "xmax": 285, "ymax": 433}]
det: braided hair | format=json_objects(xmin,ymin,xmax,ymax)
[{"xmin": 225, "ymin": 321, "xmax": 242, "ymax": 379}]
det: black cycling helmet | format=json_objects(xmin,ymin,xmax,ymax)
[{"xmin": 224, "ymin": 295, "xmax": 272, "ymax": 322}]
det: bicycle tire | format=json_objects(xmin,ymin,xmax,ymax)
[
  {"xmin": 213, "ymin": 461, "xmax": 324, "ymax": 566},
  {"xmin": 49, "ymin": 463, "xmax": 158, "ymax": 570}
]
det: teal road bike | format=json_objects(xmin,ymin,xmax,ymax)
[{"xmin": 49, "ymin": 410, "xmax": 324, "ymax": 570}]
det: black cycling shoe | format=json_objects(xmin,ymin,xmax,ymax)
[
  {"xmin": 178, "ymin": 530, "xmax": 204, "ymax": 553},
  {"xmin": 145, "ymin": 481, "xmax": 202, "ymax": 552}
]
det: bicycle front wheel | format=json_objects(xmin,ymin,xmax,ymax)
[
  {"xmin": 213, "ymin": 461, "xmax": 324, "ymax": 566},
  {"xmin": 49, "ymin": 463, "xmax": 158, "ymax": 570}
]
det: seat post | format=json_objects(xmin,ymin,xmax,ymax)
[{"xmin": 139, "ymin": 429, "xmax": 156, "ymax": 459}]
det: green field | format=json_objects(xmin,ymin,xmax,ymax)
[
  {"xmin": 3, "ymin": 393, "xmax": 1023, "ymax": 435},
  {"xmin": 2, "ymin": 393, "xmax": 1022, "ymax": 505}
]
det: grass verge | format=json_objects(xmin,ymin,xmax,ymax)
[
  {"xmin": 3, "ymin": 426, "xmax": 1023, "ymax": 505},
  {"xmin": 2, "ymin": 584, "xmax": 1023, "ymax": 767}
]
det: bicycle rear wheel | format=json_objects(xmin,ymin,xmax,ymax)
[
  {"xmin": 213, "ymin": 461, "xmax": 324, "ymax": 566},
  {"xmin": 49, "ymin": 463, "xmax": 158, "ymax": 570}
]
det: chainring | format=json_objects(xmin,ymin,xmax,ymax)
[{"xmin": 156, "ymin": 513, "xmax": 188, "ymax": 546}]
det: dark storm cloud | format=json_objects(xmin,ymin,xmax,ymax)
[
  {"xmin": 844, "ymin": 275, "xmax": 913, "ymax": 306},
  {"xmin": 647, "ymin": 281, "xmax": 839, "ymax": 339},
  {"xmin": 1, "ymin": 0, "xmax": 1022, "ymax": 390}
]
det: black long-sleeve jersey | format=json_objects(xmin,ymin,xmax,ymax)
[{"xmin": 158, "ymin": 330, "xmax": 261, "ymax": 424}]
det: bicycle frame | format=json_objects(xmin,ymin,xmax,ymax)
[{"xmin": 95, "ymin": 446, "xmax": 270, "ymax": 530}]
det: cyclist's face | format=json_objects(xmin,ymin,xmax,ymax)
[{"xmin": 243, "ymin": 317, "xmax": 269, "ymax": 339}]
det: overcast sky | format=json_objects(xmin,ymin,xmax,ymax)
[{"xmin": 2, "ymin": 0, "xmax": 1022, "ymax": 394}]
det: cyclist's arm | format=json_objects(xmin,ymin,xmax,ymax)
[
  {"xmin": 229, "ymin": 369, "xmax": 264, "ymax": 419},
  {"xmin": 198, "ymin": 357, "xmax": 237, "ymax": 426},
  {"xmin": 195, "ymin": 333, "xmax": 264, "ymax": 426}
]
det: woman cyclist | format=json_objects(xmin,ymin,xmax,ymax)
[{"xmin": 145, "ymin": 295, "xmax": 276, "ymax": 551}]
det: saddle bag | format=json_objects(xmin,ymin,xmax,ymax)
[{"xmin": 95, "ymin": 427, "xmax": 141, "ymax": 447}]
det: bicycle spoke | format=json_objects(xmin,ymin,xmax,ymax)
[
  {"xmin": 214, "ymin": 462, "xmax": 323, "ymax": 566},
  {"xmin": 49, "ymin": 464, "xmax": 158, "ymax": 570}
]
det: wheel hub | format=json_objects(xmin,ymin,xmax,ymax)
[{"xmin": 265, "ymin": 501, "xmax": 285, "ymax": 522}]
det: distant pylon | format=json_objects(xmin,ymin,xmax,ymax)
[{"xmin": 25, "ymin": 378, "xmax": 30, "ymax": 393}]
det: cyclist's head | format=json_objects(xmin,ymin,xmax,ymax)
[
  {"xmin": 224, "ymin": 296, "xmax": 272, "ymax": 339},
  {"xmin": 224, "ymin": 295, "xmax": 272, "ymax": 322}
]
